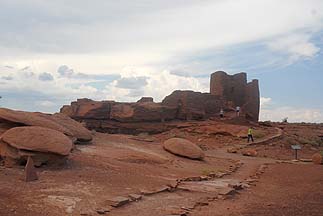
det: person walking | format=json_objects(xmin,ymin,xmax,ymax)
[
  {"xmin": 236, "ymin": 106, "xmax": 240, "ymax": 117},
  {"xmin": 219, "ymin": 108, "xmax": 224, "ymax": 118},
  {"xmin": 248, "ymin": 127, "xmax": 254, "ymax": 143}
]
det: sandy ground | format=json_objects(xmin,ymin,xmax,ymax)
[
  {"xmin": 0, "ymin": 121, "xmax": 323, "ymax": 216},
  {"xmin": 193, "ymin": 163, "xmax": 323, "ymax": 216}
]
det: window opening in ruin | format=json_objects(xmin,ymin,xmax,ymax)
[{"xmin": 231, "ymin": 87, "xmax": 234, "ymax": 93}]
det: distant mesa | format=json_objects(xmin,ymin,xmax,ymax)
[
  {"xmin": 60, "ymin": 71, "xmax": 260, "ymax": 134},
  {"xmin": 137, "ymin": 97, "xmax": 154, "ymax": 103}
]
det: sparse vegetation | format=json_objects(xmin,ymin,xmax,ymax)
[
  {"xmin": 297, "ymin": 137, "xmax": 322, "ymax": 147},
  {"xmin": 201, "ymin": 168, "xmax": 224, "ymax": 176},
  {"xmin": 253, "ymin": 131, "xmax": 266, "ymax": 139}
]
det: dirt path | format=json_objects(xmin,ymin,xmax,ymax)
[
  {"xmin": 192, "ymin": 163, "xmax": 323, "ymax": 216},
  {"xmin": 206, "ymin": 148, "xmax": 275, "ymax": 180},
  {"xmin": 109, "ymin": 147, "xmax": 276, "ymax": 216}
]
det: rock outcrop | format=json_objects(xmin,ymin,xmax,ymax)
[
  {"xmin": 60, "ymin": 98, "xmax": 113, "ymax": 120},
  {"xmin": 2, "ymin": 126, "xmax": 72, "ymax": 155},
  {"xmin": 163, "ymin": 138, "xmax": 205, "ymax": 160},
  {"xmin": 210, "ymin": 71, "xmax": 260, "ymax": 121},
  {"xmin": 137, "ymin": 97, "xmax": 154, "ymax": 103},
  {"xmin": 0, "ymin": 108, "xmax": 92, "ymax": 143},
  {"xmin": 60, "ymin": 71, "xmax": 260, "ymax": 134},
  {"xmin": 161, "ymin": 90, "xmax": 224, "ymax": 120},
  {"xmin": 110, "ymin": 102, "xmax": 177, "ymax": 122},
  {"xmin": 49, "ymin": 113, "xmax": 92, "ymax": 143},
  {"xmin": 0, "ymin": 108, "xmax": 72, "ymax": 136},
  {"xmin": 0, "ymin": 126, "xmax": 73, "ymax": 166}
]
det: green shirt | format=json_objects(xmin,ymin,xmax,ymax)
[{"xmin": 248, "ymin": 128, "xmax": 253, "ymax": 135}]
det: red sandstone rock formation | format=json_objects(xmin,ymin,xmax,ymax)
[
  {"xmin": 0, "ymin": 107, "xmax": 93, "ymax": 143},
  {"xmin": 0, "ymin": 126, "xmax": 73, "ymax": 166},
  {"xmin": 163, "ymin": 138, "xmax": 205, "ymax": 160},
  {"xmin": 60, "ymin": 98, "xmax": 113, "ymax": 120},
  {"xmin": 60, "ymin": 71, "xmax": 260, "ymax": 134},
  {"xmin": 137, "ymin": 97, "xmax": 154, "ymax": 103},
  {"xmin": 161, "ymin": 90, "xmax": 224, "ymax": 120}
]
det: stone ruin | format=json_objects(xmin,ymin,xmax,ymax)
[
  {"xmin": 210, "ymin": 71, "xmax": 260, "ymax": 121},
  {"xmin": 60, "ymin": 71, "xmax": 260, "ymax": 134}
]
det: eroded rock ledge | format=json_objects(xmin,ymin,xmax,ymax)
[{"xmin": 60, "ymin": 71, "xmax": 260, "ymax": 134}]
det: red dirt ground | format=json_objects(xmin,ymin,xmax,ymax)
[{"xmin": 0, "ymin": 120, "xmax": 323, "ymax": 216}]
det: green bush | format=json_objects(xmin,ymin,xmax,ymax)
[{"xmin": 253, "ymin": 131, "xmax": 266, "ymax": 139}]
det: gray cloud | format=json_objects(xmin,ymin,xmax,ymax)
[
  {"xmin": 127, "ymin": 89, "xmax": 145, "ymax": 98},
  {"xmin": 22, "ymin": 71, "xmax": 35, "ymax": 78},
  {"xmin": 1, "ymin": 76, "xmax": 13, "ymax": 80},
  {"xmin": 39, "ymin": 72, "xmax": 54, "ymax": 81},
  {"xmin": 0, "ymin": 0, "xmax": 210, "ymax": 55},
  {"xmin": 57, "ymin": 65, "xmax": 74, "ymax": 77},
  {"xmin": 1, "ymin": 0, "xmax": 321, "ymax": 58},
  {"xmin": 20, "ymin": 66, "xmax": 30, "ymax": 71},
  {"xmin": 115, "ymin": 76, "xmax": 148, "ymax": 89}
]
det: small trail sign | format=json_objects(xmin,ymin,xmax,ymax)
[{"xmin": 291, "ymin": 145, "xmax": 301, "ymax": 160}]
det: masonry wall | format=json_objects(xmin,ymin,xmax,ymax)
[{"xmin": 210, "ymin": 71, "xmax": 260, "ymax": 121}]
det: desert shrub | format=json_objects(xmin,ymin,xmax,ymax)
[
  {"xmin": 201, "ymin": 168, "xmax": 224, "ymax": 176},
  {"xmin": 282, "ymin": 117, "xmax": 288, "ymax": 123},
  {"xmin": 286, "ymin": 137, "xmax": 298, "ymax": 145},
  {"xmin": 253, "ymin": 131, "xmax": 266, "ymax": 139},
  {"xmin": 259, "ymin": 121, "xmax": 272, "ymax": 127},
  {"xmin": 298, "ymin": 137, "xmax": 322, "ymax": 147},
  {"xmin": 201, "ymin": 169, "xmax": 215, "ymax": 176},
  {"xmin": 298, "ymin": 137, "xmax": 310, "ymax": 145}
]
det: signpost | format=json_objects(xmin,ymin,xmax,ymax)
[{"xmin": 291, "ymin": 145, "xmax": 301, "ymax": 160}]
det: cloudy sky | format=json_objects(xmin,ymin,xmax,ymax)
[{"xmin": 0, "ymin": 0, "xmax": 323, "ymax": 122}]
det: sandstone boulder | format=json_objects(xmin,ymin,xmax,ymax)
[
  {"xmin": 0, "ymin": 108, "xmax": 72, "ymax": 136},
  {"xmin": 48, "ymin": 113, "xmax": 92, "ymax": 143},
  {"xmin": 227, "ymin": 147, "xmax": 238, "ymax": 153},
  {"xmin": 163, "ymin": 138, "xmax": 204, "ymax": 160},
  {"xmin": 0, "ymin": 141, "xmax": 69, "ymax": 167},
  {"xmin": 1, "ymin": 126, "xmax": 72, "ymax": 155},
  {"xmin": 0, "ymin": 108, "xmax": 92, "ymax": 143},
  {"xmin": 242, "ymin": 149, "xmax": 258, "ymax": 157},
  {"xmin": 312, "ymin": 153, "xmax": 322, "ymax": 165}
]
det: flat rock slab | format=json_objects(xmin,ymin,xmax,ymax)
[
  {"xmin": 178, "ymin": 179, "xmax": 241, "ymax": 194},
  {"xmin": 105, "ymin": 196, "xmax": 130, "ymax": 208},
  {"xmin": 0, "ymin": 108, "xmax": 72, "ymax": 136},
  {"xmin": 49, "ymin": 113, "xmax": 92, "ymax": 142},
  {"xmin": 44, "ymin": 195, "xmax": 81, "ymax": 214},
  {"xmin": 140, "ymin": 186, "xmax": 170, "ymax": 195},
  {"xmin": 128, "ymin": 194, "xmax": 142, "ymax": 201},
  {"xmin": 96, "ymin": 208, "xmax": 111, "ymax": 214},
  {"xmin": 25, "ymin": 156, "xmax": 38, "ymax": 182}
]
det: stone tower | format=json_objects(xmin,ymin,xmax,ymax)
[{"xmin": 210, "ymin": 71, "xmax": 260, "ymax": 121}]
